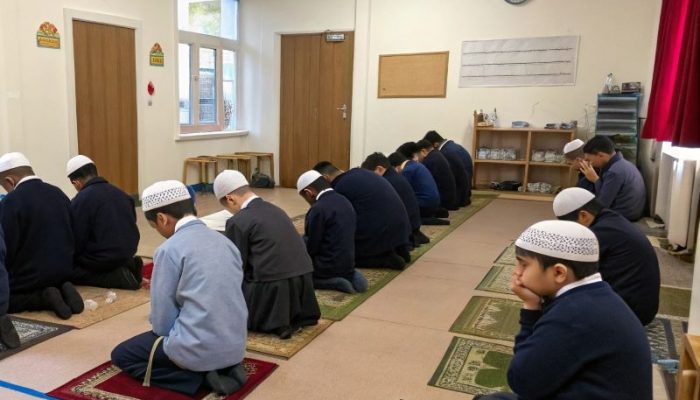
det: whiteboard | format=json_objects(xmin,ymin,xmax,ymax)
[{"xmin": 459, "ymin": 36, "xmax": 579, "ymax": 87}]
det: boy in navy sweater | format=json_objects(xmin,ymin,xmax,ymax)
[
  {"xmin": 553, "ymin": 187, "xmax": 659, "ymax": 325},
  {"xmin": 476, "ymin": 220, "xmax": 651, "ymax": 400},
  {"xmin": 66, "ymin": 155, "xmax": 142, "ymax": 290},
  {"xmin": 297, "ymin": 170, "xmax": 367, "ymax": 293}
]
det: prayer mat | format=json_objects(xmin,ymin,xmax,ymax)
[
  {"xmin": 659, "ymin": 286, "xmax": 691, "ymax": 318},
  {"xmin": 13, "ymin": 286, "xmax": 150, "ymax": 329},
  {"xmin": 647, "ymin": 235, "xmax": 671, "ymax": 250},
  {"xmin": 291, "ymin": 214, "xmax": 305, "ymax": 235},
  {"xmin": 429, "ymin": 336, "xmax": 513, "ymax": 396},
  {"xmin": 475, "ymin": 265, "xmax": 517, "ymax": 297},
  {"xmin": 0, "ymin": 316, "xmax": 73, "ymax": 361},
  {"xmin": 246, "ymin": 318, "xmax": 333, "ymax": 359},
  {"xmin": 418, "ymin": 194, "xmax": 498, "ymax": 244},
  {"xmin": 450, "ymin": 296, "xmax": 522, "ymax": 342},
  {"xmin": 47, "ymin": 357, "xmax": 277, "ymax": 400},
  {"xmin": 317, "ymin": 268, "xmax": 401, "ymax": 321},
  {"xmin": 645, "ymin": 316, "xmax": 687, "ymax": 400}
]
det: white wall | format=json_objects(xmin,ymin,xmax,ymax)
[
  {"xmin": 354, "ymin": 0, "xmax": 661, "ymax": 160},
  {"xmin": 0, "ymin": 0, "xmax": 250, "ymax": 195}
]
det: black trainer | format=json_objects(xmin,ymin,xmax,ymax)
[
  {"xmin": 0, "ymin": 315, "xmax": 20, "ymax": 349},
  {"xmin": 42, "ymin": 287, "xmax": 72, "ymax": 320},
  {"xmin": 60, "ymin": 282, "xmax": 85, "ymax": 314},
  {"xmin": 205, "ymin": 369, "xmax": 244, "ymax": 395}
]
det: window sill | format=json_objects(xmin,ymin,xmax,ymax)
[{"xmin": 176, "ymin": 130, "xmax": 249, "ymax": 142}]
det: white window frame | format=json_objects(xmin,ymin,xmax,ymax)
[{"xmin": 177, "ymin": 2, "xmax": 244, "ymax": 138}]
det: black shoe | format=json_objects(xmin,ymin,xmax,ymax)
[
  {"xmin": 130, "ymin": 256, "xmax": 144, "ymax": 286},
  {"xmin": 60, "ymin": 282, "xmax": 84, "ymax": 314},
  {"xmin": 42, "ymin": 287, "xmax": 72, "ymax": 320},
  {"xmin": 274, "ymin": 326, "xmax": 295, "ymax": 340},
  {"xmin": 205, "ymin": 370, "xmax": 243, "ymax": 395},
  {"xmin": 396, "ymin": 247, "xmax": 411, "ymax": 263},
  {"xmin": 415, "ymin": 230, "xmax": 430, "ymax": 245},
  {"xmin": 387, "ymin": 253, "xmax": 406, "ymax": 270},
  {"xmin": 0, "ymin": 315, "xmax": 20, "ymax": 349}
]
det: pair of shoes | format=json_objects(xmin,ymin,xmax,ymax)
[
  {"xmin": 205, "ymin": 369, "xmax": 244, "ymax": 395},
  {"xmin": 0, "ymin": 315, "xmax": 20, "ymax": 349}
]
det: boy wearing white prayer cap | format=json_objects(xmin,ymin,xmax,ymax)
[
  {"xmin": 563, "ymin": 138, "xmax": 595, "ymax": 193},
  {"xmin": 553, "ymin": 187, "xmax": 659, "ymax": 325},
  {"xmin": 214, "ymin": 170, "xmax": 320, "ymax": 340},
  {"xmin": 296, "ymin": 170, "xmax": 367, "ymax": 294},
  {"xmin": 475, "ymin": 220, "xmax": 651, "ymax": 400},
  {"xmin": 66, "ymin": 155, "xmax": 142, "ymax": 290},
  {"xmin": 111, "ymin": 180, "xmax": 248, "ymax": 396},
  {"xmin": 0, "ymin": 152, "xmax": 83, "ymax": 320}
]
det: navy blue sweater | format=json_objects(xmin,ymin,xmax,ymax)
[
  {"xmin": 304, "ymin": 190, "xmax": 356, "ymax": 281},
  {"xmin": 422, "ymin": 150, "xmax": 457, "ymax": 209},
  {"xmin": 576, "ymin": 171, "xmax": 595, "ymax": 193},
  {"xmin": 0, "ymin": 179, "xmax": 75, "ymax": 292},
  {"xmin": 509, "ymin": 281, "xmax": 652, "ymax": 399},
  {"xmin": 0, "ymin": 226, "xmax": 7, "ymax": 314},
  {"xmin": 591, "ymin": 209, "xmax": 659, "ymax": 325},
  {"xmin": 441, "ymin": 140, "xmax": 473, "ymax": 181},
  {"xmin": 331, "ymin": 168, "xmax": 411, "ymax": 257},
  {"xmin": 401, "ymin": 161, "xmax": 440, "ymax": 209},
  {"xmin": 383, "ymin": 168, "xmax": 421, "ymax": 231},
  {"xmin": 441, "ymin": 149, "xmax": 471, "ymax": 206},
  {"xmin": 594, "ymin": 152, "xmax": 646, "ymax": 221},
  {"xmin": 72, "ymin": 177, "xmax": 140, "ymax": 271}
]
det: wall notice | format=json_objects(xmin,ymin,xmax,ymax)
[{"xmin": 459, "ymin": 36, "xmax": 579, "ymax": 87}]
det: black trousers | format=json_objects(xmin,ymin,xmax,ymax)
[
  {"xmin": 474, "ymin": 393, "xmax": 518, "ymax": 400},
  {"xmin": 111, "ymin": 331, "xmax": 205, "ymax": 396},
  {"xmin": 8, "ymin": 290, "xmax": 47, "ymax": 313},
  {"xmin": 73, "ymin": 265, "xmax": 140, "ymax": 290}
]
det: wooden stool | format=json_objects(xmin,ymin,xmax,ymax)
[
  {"xmin": 678, "ymin": 334, "xmax": 700, "ymax": 400},
  {"xmin": 214, "ymin": 154, "xmax": 252, "ymax": 180},
  {"xmin": 182, "ymin": 156, "xmax": 218, "ymax": 186},
  {"xmin": 234, "ymin": 152, "xmax": 275, "ymax": 182}
]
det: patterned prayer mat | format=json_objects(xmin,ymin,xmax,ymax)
[
  {"xmin": 316, "ymin": 268, "xmax": 401, "ymax": 321},
  {"xmin": 450, "ymin": 296, "xmax": 522, "ymax": 342},
  {"xmin": 429, "ymin": 337, "xmax": 513, "ymax": 396},
  {"xmin": 47, "ymin": 357, "xmax": 278, "ymax": 400},
  {"xmin": 13, "ymin": 286, "xmax": 150, "ymax": 329},
  {"xmin": 0, "ymin": 316, "xmax": 73, "ymax": 361},
  {"xmin": 659, "ymin": 286, "xmax": 691, "ymax": 318},
  {"xmin": 475, "ymin": 244, "xmax": 518, "ymax": 297},
  {"xmin": 246, "ymin": 318, "xmax": 333, "ymax": 359},
  {"xmin": 646, "ymin": 316, "xmax": 687, "ymax": 400}
]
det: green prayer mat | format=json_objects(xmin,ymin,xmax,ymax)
[
  {"xmin": 317, "ymin": 194, "xmax": 497, "ymax": 321},
  {"xmin": 429, "ymin": 336, "xmax": 513, "ymax": 396},
  {"xmin": 475, "ymin": 244, "xmax": 518, "ymax": 297},
  {"xmin": 450, "ymin": 296, "xmax": 522, "ymax": 341},
  {"xmin": 317, "ymin": 268, "xmax": 401, "ymax": 321},
  {"xmin": 659, "ymin": 286, "xmax": 691, "ymax": 318}
]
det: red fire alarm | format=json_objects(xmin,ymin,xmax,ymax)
[{"xmin": 147, "ymin": 81, "xmax": 155, "ymax": 95}]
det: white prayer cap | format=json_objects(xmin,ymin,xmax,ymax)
[
  {"xmin": 0, "ymin": 152, "xmax": 31, "ymax": 173},
  {"xmin": 553, "ymin": 187, "xmax": 596, "ymax": 217},
  {"xmin": 296, "ymin": 170, "xmax": 322, "ymax": 193},
  {"xmin": 213, "ymin": 170, "xmax": 249, "ymax": 200},
  {"xmin": 141, "ymin": 180, "xmax": 191, "ymax": 212},
  {"xmin": 563, "ymin": 139, "xmax": 584, "ymax": 156},
  {"xmin": 515, "ymin": 220, "xmax": 599, "ymax": 262},
  {"xmin": 66, "ymin": 155, "xmax": 94, "ymax": 176}
]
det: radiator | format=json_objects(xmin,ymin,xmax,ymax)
[{"xmin": 655, "ymin": 145, "xmax": 700, "ymax": 249}]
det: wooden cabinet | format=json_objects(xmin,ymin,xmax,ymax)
[{"xmin": 471, "ymin": 125, "xmax": 576, "ymax": 195}]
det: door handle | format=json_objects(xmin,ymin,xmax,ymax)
[{"xmin": 336, "ymin": 104, "xmax": 348, "ymax": 120}]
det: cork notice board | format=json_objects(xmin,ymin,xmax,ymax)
[{"xmin": 378, "ymin": 51, "xmax": 449, "ymax": 98}]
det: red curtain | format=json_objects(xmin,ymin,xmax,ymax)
[{"xmin": 642, "ymin": 0, "xmax": 700, "ymax": 147}]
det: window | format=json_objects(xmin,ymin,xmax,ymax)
[{"xmin": 178, "ymin": 0, "xmax": 239, "ymax": 134}]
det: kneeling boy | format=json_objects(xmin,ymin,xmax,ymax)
[
  {"xmin": 112, "ymin": 180, "xmax": 248, "ymax": 396},
  {"xmin": 477, "ymin": 220, "xmax": 651, "ymax": 400}
]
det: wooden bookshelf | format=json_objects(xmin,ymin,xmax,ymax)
[{"xmin": 472, "ymin": 116, "xmax": 576, "ymax": 195}]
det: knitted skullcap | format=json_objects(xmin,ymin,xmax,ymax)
[
  {"xmin": 553, "ymin": 187, "xmax": 596, "ymax": 217},
  {"xmin": 213, "ymin": 170, "xmax": 249, "ymax": 200},
  {"xmin": 515, "ymin": 220, "xmax": 599, "ymax": 262},
  {"xmin": 296, "ymin": 170, "xmax": 322, "ymax": 193},
  {"xmin": 141, "ymin": 180, "xmax": 191, "ymax": 211}
]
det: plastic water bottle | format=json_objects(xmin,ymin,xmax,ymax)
[
  {"xmin": 105, "ymin": 291, "xmax": 118, "ymax": 304},
  {"xmin": 84, "ymin": 299, "xmax": 98, "ymax": 311}
]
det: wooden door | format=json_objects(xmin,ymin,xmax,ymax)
[
  {"xmin": 73, "ymin": 20, "xmax": 138, "ymax": 195},
  {"xmin": 280, "ymin": 32, "xmax": 354, "ymax": 188}
]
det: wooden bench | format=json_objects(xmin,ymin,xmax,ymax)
[
  {"xmin": 182, "ymin": 156, "xmax": 218, "ymax": 186},
  {"xmin": 234, "ymin": 152, "xmax": 274, "ymax": 182},
  {"xmin": 214, "ymin": 154, "xmax": 253, "ymax": 180}
]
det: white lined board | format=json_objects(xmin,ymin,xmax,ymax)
[{"xmin": 459, "ymin": 36, "xmax": 579, "ymax": 87}]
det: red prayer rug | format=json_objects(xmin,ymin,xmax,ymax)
[{"xmin": 47, "ymin": 357, "xmax": 278, "ymax": 400}]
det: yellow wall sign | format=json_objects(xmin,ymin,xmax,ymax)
[
  {"xmin": 37, "ymin": 21, "xmax": 60, "ymax": 49},
  {"xmin": 150, "ymin": 43, "xmax": 164, "ymax": 67}
]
